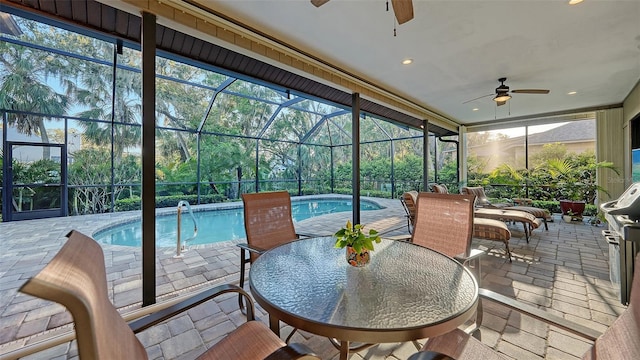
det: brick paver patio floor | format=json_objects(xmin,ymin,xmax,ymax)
[{"xmin": 0, "ymin": 195, "xmax": 624, "ymax": 359}]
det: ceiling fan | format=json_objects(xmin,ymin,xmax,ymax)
[
  {"xmin": 311, "ymin": 0, "xmax": 414, "ymax": 24},
  {"xmin": 464, "ymin": 77, "xmax": 550, "ymax": 106}
]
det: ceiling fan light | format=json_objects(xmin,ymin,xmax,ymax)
[{"xmin": 494, "ymin": 94, "xmax": 511, "ymax": 102}]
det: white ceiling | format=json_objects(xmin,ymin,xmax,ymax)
[{"xmin": 195, "ymin": 0, "xmax": 640, "ymax": 127}]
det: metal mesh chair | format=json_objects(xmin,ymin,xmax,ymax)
[
  {"xmin": 412, "ymin": 193, "xmax": 476, "ymax": 260},
  {"xmin": 238, "ymin": 191, "xmax": 300, "ymax": 311},
  {"xmin": 411, "ymin": 193, "xmax": 484, "ymax": 334},
  {"xmin": 19, "ymin": 230, "xmax": 319, "ymax": 360},
  {"xmin": 400, "ymin": 190, "xmax": 419, "ymax": 233}
]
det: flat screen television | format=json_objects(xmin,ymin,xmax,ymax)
[{"xmin": 633, "ymin": 148, "xmax": 640, "ymax": 182}]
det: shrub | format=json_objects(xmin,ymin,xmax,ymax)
[{"xmin": 115, "ymin": 194, "xmax": 227, "ymax": 212}]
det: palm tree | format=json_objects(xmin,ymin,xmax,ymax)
[{"xmin": 0, "ymin": 39, "xmax": 70, "ymax": 159}]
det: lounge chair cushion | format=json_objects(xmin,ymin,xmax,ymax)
[
  {"xmin": 475, "ymin": 208, "xmax": 542, "ymax": 230},
  {"xmin": 431, "ymin": 184, "xmax": 449, "ymax": 194},
  {"xmin": 461, "ymin": 186, "xmax": 510, "ymax": 208},
  {"xmin": 504, "ymin": 205, "xmax": 552, "ymax": 221},
  {"xmin": 473, "ymin": 218, "xmax": 512, "ymax": 260},
  {"xmin": 473, "ymin": 218, "xmax": 510, "ymax": 242}
]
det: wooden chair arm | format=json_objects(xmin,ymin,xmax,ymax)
[
  {"xmin": 264, "ymin": 342, "xmax": 321, "ymax": 360},
  {"xmin": 478, "ymin": 288, "xmax": 602, "ymax": 341},
  {"xmin": 129, "ymin": 284, "xmax": 255, "ymax": 333}
]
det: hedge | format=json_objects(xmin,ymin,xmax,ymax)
[{"xmin": 115, "ymin": 194, "xmax": 227, "ymax": 212}]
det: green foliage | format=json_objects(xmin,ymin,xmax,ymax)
[
  {"xmin": 529, "ymin": 143, "xmax": 568, "ymax": 168},
  {"xmin": 17, "ymin": 159, "xmax": 60, "ymax": 183},
  {"xmin": 114, "ymin": 194, "xmax": 227, "ymax": 212},
  {"xmin": 334, "ymin": 220, "xmax": 381, "ymax": 253},
  {"xmin": 69, "ymin": 149, "xmax": 140, "ymax": 214},
  {"xmin": 538, "ymin": 151, "xmax": 618, "ymax": 202}
]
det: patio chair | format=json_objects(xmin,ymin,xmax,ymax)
[
  {"xmin": 430, "ymin": 183, "xmax": 450, "ymax": 194},
  {"xmin": 460, "ymin": 186, "xmax": 511, "ymax": 208},
  {"xmin": 401, "ymin": 190, "xmax": 419, "ymax": 233},
  {"xmin": 411, "ymin": 193, "xmax": 483, "ymax": 272},
  {"xmin": 19, "ymin": 230, "xmax": 320, "ymax": 360},
  {"xmin": 462, "ymin": 186, "xmax": 551, "ymax": 230},
  {"xmin": 409, "ymin": 252, "xmax": 640, "ymax": 360},
  {"xmin": 238, "ymin": 191, "xmax": 302, "ymax": 311},
  {"xmin": 411, "ymin": 193, "xmax": 484, "ymax": 333}
]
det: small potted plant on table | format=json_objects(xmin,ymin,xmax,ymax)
[{"xmin": 334, "ymin": 220, "xmax": 381, "ymax": 267}]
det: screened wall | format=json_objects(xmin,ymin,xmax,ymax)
[
  {"xmin": 466, "ymin": 119, "xmax": 602, "ymax": 205},
  {"xmin": 0, "ymin": 11, "xmax": 456, "ymax": 221}
]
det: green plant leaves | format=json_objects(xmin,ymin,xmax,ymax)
[{"xmin": 334, "ymin": 221, "xmax": 381, "ymax": 251}]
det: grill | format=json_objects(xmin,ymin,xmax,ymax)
[{"xmin": 600, "ymin": 183, "xmax": 640, "ymax": 305}]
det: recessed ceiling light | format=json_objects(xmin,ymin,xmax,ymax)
[
  {"xmin": 568, "ymin": 91, "xmax": 577, "ymax": 95},
  {"xmin": 402, "ymin": 58, "xmax": 413, "ymax": 65},
  {"xmin": 472, "ymin": 108, "xmax": 479, "ymax": 111},
  {"xmin": 569, "ymin": 0, "xmax": 584, "ymax": 5}
]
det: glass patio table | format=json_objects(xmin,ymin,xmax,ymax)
[{"xmin": 249, "ymin": 236, "xmax": 479, "ymax": 360}]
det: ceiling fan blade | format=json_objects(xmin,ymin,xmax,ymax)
[
  {"xmin": 511, "ymin": 89, "xmax": 550, "ymax": 94},
  {"xmin": 462, "ymin": 93, "xmax": 493, "ymax": 104},
  {"xmin": 310, "ymin": 0, "xmax": 330, "ymax": 7},
  {"xmin": 391, "ymin": 0, "xmax": 414, "ymax": 24},
  {"xmin": 496, "ymin": 100, "xmax": 507, "ymax": 106}
]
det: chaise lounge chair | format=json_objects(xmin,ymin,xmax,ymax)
[
  {"xmin": 419, "ymin": 186, "xmax": 513, "ymax": 260},
  {"xmin": 461, "ymin": 186, "xmax": 551, "ymax": 231}
]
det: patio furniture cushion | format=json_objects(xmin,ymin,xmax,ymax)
[
  {"xmin": 474, "ymin": 208, "xmax": 542, "ymax": 242},
  {"xmin": 504, "ymin": 205, "xmax": 552, "ymax": 230},
  {"xmin": 461, "ymin": 186, "xmax": 511, "ymax": 208},
  {"xmin": 431, "ymin": 184, "xmax": 449, "ymax": 194},
  {"xmin": 473, "ymin": 218, "xmax": 512, "ymax": 261},
  {"xmin": 505, "ymin": 205, "xmax": 551, "ymax": 220}
]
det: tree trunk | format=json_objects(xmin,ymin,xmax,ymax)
[{"xmin": 38, "ymin": 120, "xmax": 51, "ymax": 159}]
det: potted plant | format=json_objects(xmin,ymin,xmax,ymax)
[
  {"xmin": 562, "ymin": 210, "xmax": 574, "ymax": 223},
  {"xmin": 334, "ymin": 220, "xmax": 381, "ymax": 267},
  {"xmin": 546, "ymin": 157, "xmax": 618, "ymax": 219}
]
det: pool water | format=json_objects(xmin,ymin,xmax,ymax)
[{"xmin": 94, "ymin": 199, "xmax": 382, "ymax": 247}]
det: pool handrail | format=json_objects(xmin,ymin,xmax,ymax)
[{"xmin": 175, "ymin": 200, "xmax": 198, "ymax": 257}]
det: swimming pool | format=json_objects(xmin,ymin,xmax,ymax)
[{"xmin": 94, "ymin": 198, "xmax": 382, "ymax": 247}]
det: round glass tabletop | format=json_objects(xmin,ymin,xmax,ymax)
[{"xmin": 249, "ymin": 237, "xmax": 478, "ymax": 342}]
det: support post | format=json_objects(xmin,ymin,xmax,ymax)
[
  {"xmin": 141, "ymin": 11, "xmax": 156, "ymax": 307},
  {"xmin": 423, "ymin": 120, "xmax": 429, "ymax": 192},
  {"xmin": 352, "ymin": 93, "xmax": 361, "ymax": 225}
]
